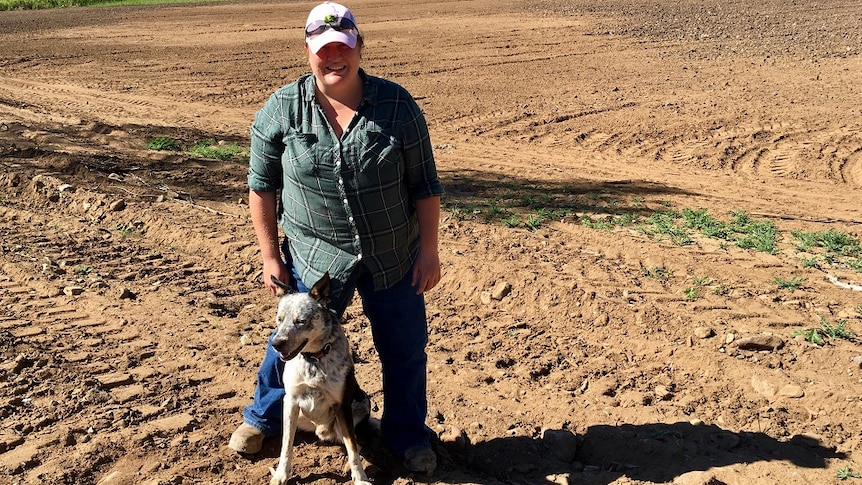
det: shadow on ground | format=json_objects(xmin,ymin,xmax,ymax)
[
  {"xmin": 245, "ymin": 421, "xmax": 842, "ymax": 485},
  {"xmin": 430, "ymin": 421, "xmax": 844, "ymax": 484}
]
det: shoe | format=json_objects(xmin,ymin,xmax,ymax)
[
  {"xmin": 228, "ymin": 423, "xmax": 264, "ymax": 454},
  {"xmin": 403, "ymin": 446, "xmax": 437, "ymax": 475}
]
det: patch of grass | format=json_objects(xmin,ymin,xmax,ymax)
[
  {"xmin": 487, "ymin": 203, "xmax": 504, "ymax": 217},
  {"xmin": 581, "ymin": 215, "xmax": 615, "ymax": 231},
  {"xmin": 447, "ymin": 205, "xmax": 469, "ymax": 222},
  {"xmin": 820, "ymin": 318, "xmax": 856, "ymax": 341},
  {"xmin": 615, "ymin": 212, "xmax": 640, "ymax": 225},
  {"xmin": 682, "ymin": 208, "xmax": 731, "ymax": 239},
  {"xmin": 145, "ymin": 136, "xmax": 182, "ymax": 151},
  {"xmin": 690, "ymin": 276, "xmax": 712, "ymax": 287},
  {"xmin": 2, "ymin": 0, "xmax": 218, "ymax": 9},
  {"xmin": 730, "ymin": 211, "xmax": 778, "ymax": 254},
  {"xmin": 684, "ymin": 275, "xmax": 713, "ymax": 301},
  {"xmin": 792, "ymin": 229, "xmax": 862, "ymax": 271},
  {"xmin": 643, "ymin": 266, "xmax": 674, "ymax": 281},
  {"xmin": 793, "ymin": 327, "xmax": 825, "ymax": 345},
  {"xmin": 774, "ymin": 275, "xmax": 806, "ymax": 293},
  {"xmin": 189, "ymin": 139, "xmax": 249, "ymax": 162},
  {"xmin": 837, "ymin": 466, "xmax": 860, "ymax": 480},
  {"xmin": 73, "ymin": 265, "xmax": 93, "ymax": 275},
  {"xmin": 114, "ymin": 223, "xmax": 135, "ymax": 238},
  {"xmin": 525, "ymin": 213, "xmax": 545, "ymax": 231},
  {"xmin": 501, "ymin": 214, "xmax": 521, "ymax": 229},
  {"xmin": 799, "ymin": 255, "xmax": 821, "ymax": 269},
  {"xmin": 794, "ymin": 318, "xmax": 856, "ymax": 346},
  {"xmin": 857, "ymin": 305, "xmax": 862, "ymax": 317}
]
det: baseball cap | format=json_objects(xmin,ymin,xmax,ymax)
[{"xmin": 304, "ymin": 2, "xmax": 360, "ymax": 54}]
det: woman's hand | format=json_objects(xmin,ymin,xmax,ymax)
[{"xmin": 412, "ymin": 247, "xmax": 441, "ymax": 294}]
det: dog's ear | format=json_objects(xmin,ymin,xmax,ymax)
[
  {"xmin": 270, "ymin": 275, "xmax": 295, "ymax": 296},
  {"xmin": 309, "ymin": 272, "xmax": 331, "ymax": 305}
]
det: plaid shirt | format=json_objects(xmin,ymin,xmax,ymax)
[{"xmin": 248, "ymin": 70, "xmax": 443, "ymax": 290}]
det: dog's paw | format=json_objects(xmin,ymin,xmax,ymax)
[{"xmin": 269, "ymin": 466, "xmax": 290, "ymax": 485}]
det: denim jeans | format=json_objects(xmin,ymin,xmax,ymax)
[{"xmin": 242, "ymin": 248, "xmax": 432, "ymax": 456}]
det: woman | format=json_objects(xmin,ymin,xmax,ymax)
[{"xmin": 229, "ymin": 1, "xmax": 443, "ymax": 476}]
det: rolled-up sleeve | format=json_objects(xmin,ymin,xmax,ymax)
[
  {"xmin": 400, "ymin": 98, "xmax": 444, "ymax": 201},
  {"xmin": 248, "ymin": 93, "xmax": 286, "ymax": 192}
]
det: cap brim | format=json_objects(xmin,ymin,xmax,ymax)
[{"xmin": 306, "ymin": 30, "xmax": 358, "ymax": 54}]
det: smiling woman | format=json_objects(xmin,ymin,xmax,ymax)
[{"xmin": 233, "ymin": 0, "xmax": 444, "ymax": 478}]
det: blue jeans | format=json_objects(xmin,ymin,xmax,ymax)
[{"xmin": 242, "ymin": 254, "xmax": 432, "ymax": 456}]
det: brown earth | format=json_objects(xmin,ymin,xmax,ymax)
[{"xmin": 2, "ymin": 0, "xmax": 862, "ymax": 484}]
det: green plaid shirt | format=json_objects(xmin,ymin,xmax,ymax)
[{"xmin": 248, "ymin": 70, "xmax": 443, "ymax": 290}]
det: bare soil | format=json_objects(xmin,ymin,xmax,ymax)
[{"xmin": 2, "ymin": 1, "xmax": 862, "ymax": 484}]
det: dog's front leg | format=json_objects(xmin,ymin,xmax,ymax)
[
  {"xmin": 336, "ymin": 409, "xmax": 370, "ymax": 485},
  {"xmin": 270, "ymin": 400, "xmax": 300, "ymax": 485}
]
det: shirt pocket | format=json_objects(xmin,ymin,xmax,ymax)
[
  {"xmin": 282, "ymin": 131, "xmax": 321, "ymax": 175},
  {"xmin": 359, "ymin": 131, "xmax": 402, "ymax": 174}
]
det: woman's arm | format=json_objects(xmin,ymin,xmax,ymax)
[{"xmin": 412, "ymin": 195, "xmax": 441, "ymax": 294}]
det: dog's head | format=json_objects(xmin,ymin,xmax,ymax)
[{"xmin": 270, "ymin": 273, "xmax": 336, "ymax": 361}]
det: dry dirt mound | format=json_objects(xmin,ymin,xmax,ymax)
[{"xmin": 2, "ymin": 1, "xmax": 862, "ymax": 485}]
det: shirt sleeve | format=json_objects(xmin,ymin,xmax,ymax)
[
  {"xmin": 247, "ymin": 91, "xmax": 286, "ymax": 192},
  {"xmin": 400, "ymin": 94, "xmax": 444, "ymax": 200}
]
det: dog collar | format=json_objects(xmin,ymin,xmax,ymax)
[{"xmin": 302, "ymin": 342, "xmax": 332, "ymax": 362}]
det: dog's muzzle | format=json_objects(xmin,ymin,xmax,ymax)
[{"xmin": 273, "ymin": 337, "xmax": 308, "ymax": 362}]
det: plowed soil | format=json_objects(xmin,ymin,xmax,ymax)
[{"xmin": 2, "ymin": 1, "xmax": 862, "ymax": 484}]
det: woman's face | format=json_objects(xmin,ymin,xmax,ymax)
[{"xmin": 308, "ymin": 42, "xmax": 361, "ymax": 94}]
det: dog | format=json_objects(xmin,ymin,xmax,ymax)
[{"xmin": 268, "ymin": 273, "xmax": 371, "ymax": 485}]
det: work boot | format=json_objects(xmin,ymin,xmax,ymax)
[
  {"xmin": 403, "ymin": 446, "xmax": 437, "ymax": 475},
  {"xmin": 228, "ymin": 423, "xmax": 264, "ymax": 454}
]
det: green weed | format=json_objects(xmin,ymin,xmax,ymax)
[
  {"xmin": 837, "ymin": 466, "xmax": 861, "ymax": 480},
  {"xmin": 684, "ymin": 287, "xmax": 699, "ymax": 301},
  {"xmin": 145, "ymin": 137, "xmax": 182, "ymax": 151},
  {"xmin": 2, "ymin": 0, "xmax": 214, "ymax": 9},
  {"xmin": 794, "ymin": 318, "xmax": 856, "ymax": 346},
  {"xmin": 682, "ymin": 208, "xmax": 731, "ymax": 239},
  {"xmin": 525, "ymin": 214, "xmax": 545, "ymax": 231},
  {"xmin": 820, "ymin": 318, "xmax": 856, "ymax": 340},
  {"xmin": 731, "ymin": 211, "xmax": 778, "ymax": 254},
  {"xmin": 643, "ymin": 266, "xmax": 674, "ymax": 281},
  {"xmin": 774, "ymin": 275, "xmax": 806, "ymax": 292},
  {"xmin": 581, "ymin": 215, "xmax": 614, "ymax": 231},
  {"xmin": 792, "ymin": 229, "xmax": 861, "ymax": 257},
  {"xmin": 73, "ymin": 265, "xmax": 93, "ymax": 275},
  {"xmin": 690, "ymin": 276, "xmax": 712, "ymax": 287},
  {"xmin": 115, "ymin": 223, "xmax": 134, "ymax": 238},
  {"xmin": 501, "ymin": 214, "xmax": 521, "ymax": 228},
  {"xmin": 793, "ymin": 327, "xmax": 825, "ymax": 346},
  {"xmin": 447, "ymin": 205, "xmax": 469, "ymax": 222},
  {"xmin": 189, "ymin": 139, "xmax": 249, "ymax": 162},
  {"xmin": 799, "ymin": 256, "xmax": 821, "ymax": 269}
]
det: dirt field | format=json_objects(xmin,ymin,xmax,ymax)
[{"xmin": 2, "ymin": 0, "xmax": 862, "ymax": 484}]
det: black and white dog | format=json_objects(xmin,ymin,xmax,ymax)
[{"xmin": 268, "ymin": 273, "xmax": 371, "ymax": 485}]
